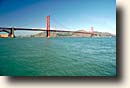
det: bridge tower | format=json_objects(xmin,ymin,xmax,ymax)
[{"xmin": 46, "ymin": 16, "xmax": 50, "ymax": 38}]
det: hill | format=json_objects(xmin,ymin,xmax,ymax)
[{"xmin": 28, "ymin": 30, "xmax": 115, "ymax": 38}]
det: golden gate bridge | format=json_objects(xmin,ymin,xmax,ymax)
[{"xmin": 0, "ymin": 16, "xmax": 96, "ymax": 38}]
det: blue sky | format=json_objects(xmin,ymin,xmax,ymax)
[{"xmin": 0, "ymin": 0, "xmax": 116, "ymax": 35}]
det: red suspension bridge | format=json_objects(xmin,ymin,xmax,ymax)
[{"xmin": 0, "ymin": 16, "xmax": 96, "ymax": 38}]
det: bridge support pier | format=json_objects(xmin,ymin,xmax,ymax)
[
  {"xmin": 91, "ymin": 27, "xmax": 94, "ymax": 37},
  {"xmin": 46, "ymin": 16, "xmax": 50, "ymax": 38},
  {"xmin": 9, "ymin": 28, "xmax": 15, "ymax": 38}
]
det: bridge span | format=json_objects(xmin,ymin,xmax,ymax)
[{"xmin": 0, "ymin": 16, "xmax": 96, "ymax": 38}]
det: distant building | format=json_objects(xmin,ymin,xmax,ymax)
[
  {"xmin": 0, "ymin": 34, "xmax": 14, "ymax": 38},
  {"xmin": 0, "ymin": 34, "xmax": 9, "ymax": 38}
]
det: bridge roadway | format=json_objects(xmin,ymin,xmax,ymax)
[{"xmin": 0, "ymin": 27, "xmax": 96, "ymax": 35}]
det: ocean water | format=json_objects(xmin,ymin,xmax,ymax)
[{"xmin": 0, "ymin": 37, "xmax": 116, "ymax": 76}]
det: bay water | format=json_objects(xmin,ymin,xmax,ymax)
[{"xmin": 0, "ymin": 37, "xmax": 116, "ymax": 76}]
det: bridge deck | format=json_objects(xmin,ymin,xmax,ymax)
[{"xmin": 0, "ymin": 27, "xmax": 96, "ymax": 34}]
